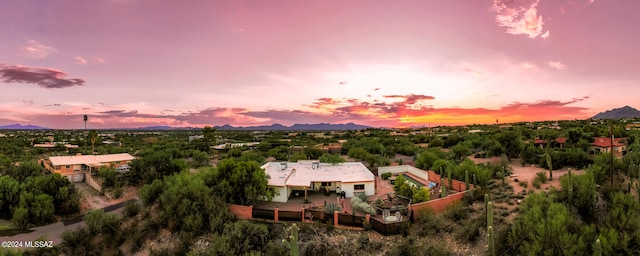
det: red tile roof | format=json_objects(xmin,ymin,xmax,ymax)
[{"xmin": 592, "ymin": 137, "xmax": 625, "ymax": 148}]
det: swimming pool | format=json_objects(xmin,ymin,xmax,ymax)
[{"xmin": 399, "ymin": 174, "xmax": 437, "ymax": 189}]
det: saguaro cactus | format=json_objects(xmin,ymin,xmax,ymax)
[
  {"xmin": 283, "ymin": 223, "xmax": 299, "ymax": 256},
  {"xmin": 594, "ymin": 239, "xmax": 602, "ymax": 256},
  {"xmin": 441, "ymin": 178, "xmax": 447, "ymax": 197},
  {"xmin": 473, "ymin": 173, "xmax": 477, "ymax": 186},
  {"xmin": 487, "ymin": 201, "xmax": 493, "ymax": 228},
  {"xmin": 465, "ymin": 170, "xmax": 470, "ymax": 190},
  {"xmin": 568, "ymin": 168, "xmax": 573, "ymax": 203},
  {"xmin": 488, "ymin": 226, "xmax": 495, "ymax": 256}
]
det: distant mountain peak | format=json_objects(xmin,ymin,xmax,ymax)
[
  {"xmin": 0, "ymin": 124, "xmax": 50, "ymax": 130},
  {"xmin": 592, "ymin": 106, "xmax": 640, "ymax": 119},
  {"xmin": 216, "ymin": 123, "xmax": 371, "ymax": 131}
]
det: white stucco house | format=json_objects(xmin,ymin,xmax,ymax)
[
  {"xmin": 261, "ymin": 161, "xmax": 376, "ymax": 203},
  {"xmin": 42, "ymin": 153, "xmax": 135, "ymax": 182}
]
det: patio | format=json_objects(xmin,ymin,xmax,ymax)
[
  {"xmin": 254, "ymin": 176, "xmax": 399, "ymax": 214},
  {"xmin": 255, "ymin": 190, "xmax": 353, "ymax": 213}
]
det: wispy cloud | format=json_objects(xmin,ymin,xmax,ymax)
[
  {"xmin": 0, "ymin": 64, "xmax": 86, "ymax": 88},
  {"xmin": 75, "ymin": 57, "xmax": 87, "ymax": 64},
  {"xmin": 22, "ymin": 40, "xmax": 59, "ymax": 59},
  {"xmin": 547, "ymin": 61, "xmax": 566, "ymax": 70},
  {"xmin": 493, "ymin": 0, "xmax": 548, "ymax": 39}
]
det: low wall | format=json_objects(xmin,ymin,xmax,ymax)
[
  {"xmin": 229, "ymin": 204, "xmax": 253, "ymax": 220},
  {"xmin": 379, "ymin": 165, "xmax": 429, "ymax": 181},
  {"xmin": 410, "ymin": 191, "xmax": 467, "ymax": 219},
  {"xmin": 84, "ymin": 173, "xmax": 102, "ymax": 192},
  {"xmin": 426, "ymin": 170, "xmax": 473, "ymax": 192}
]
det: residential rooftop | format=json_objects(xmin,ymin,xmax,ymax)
[
  {"xmin": 48, "ymin": 153, "xmax": 135, "ymax": 166},
  {"xmin": 261, "ymin": 161, "xmax": 375, "ymax": 187}
]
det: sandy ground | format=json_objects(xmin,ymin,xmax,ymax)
[
  {"xmin": 75, "ymin": 182, "xmax": 138, "ymax": 212},
  {"xmin": 470, "ymin": 156, "xmax": 585, "ymax": 194}
]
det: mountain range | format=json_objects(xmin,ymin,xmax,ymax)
[
  {"xmin": 0, "ymin": 124, "xmax": 50, "ymax": 130},
  {"xmin": 135, "ymin": 123, "xmax": 372, "ymax": 131},
  {"xmin": 592, "ymin": 106, "xmax": 640, "ymax": 119},
  {"xmin": 0, "ymin": 123, "xmax": 371, "ymax": 131}
]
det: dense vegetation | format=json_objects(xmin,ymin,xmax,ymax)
[{"xmin": 1, "ymin": 118, "xmax": 640, "ymax": 255}]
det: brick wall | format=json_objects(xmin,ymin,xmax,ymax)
[
  {"xmin": 229, "ymin": 204, "xmax": 253, "ymax": 220},
  {"xmin": 410, "ymin": 191, "xmax": 467, "ymax": 218},
  {"xmin": 426, "ymin": 170, "xmax": 474, "ymax": 192}
]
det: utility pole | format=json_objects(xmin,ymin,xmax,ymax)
[{"xmin": 610, "ymin": 122, "xmax": 614, "ymax": 187}]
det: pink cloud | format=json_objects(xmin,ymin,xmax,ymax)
[
  {"xmin": 22, "ymin": 40, "xmax": 59, "ymax": 59},
  {"xmin": 493, "ymin": 0, "xmax": 548, "ymax": 38},
  {"xmin": 0, "ymin": 64, "xmax": 86, "ymax": 89},
  {"xmin": 75, "ymin": 57, "xmax": 87, "ymax": 64}
]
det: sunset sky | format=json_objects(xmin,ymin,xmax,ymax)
[{"xmin": 1, "ymin": 0, "xmax": 639, "ymax": 129}]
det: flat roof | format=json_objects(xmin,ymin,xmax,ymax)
[
  {"xmin": 261, "ymin": 161, "xmax": 375, "ymax": 187},
  {"xmin": 48, "ymin": 153, "xmax": 135, "ymax": 166}
]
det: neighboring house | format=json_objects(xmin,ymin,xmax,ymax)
[
  {"xmin": 314, "ymin": 143, "xmax": 343, "ymax": 153},
  {"xmin": 42, "ymin": 153, "xmax": 135, "ymax": 182},
  {"xmin": 592, "ymin": 137, "xmax": 626, "ymax": 155},
  {"xmin": 33, "ymin": 142, "xmax": 79, "ymax": 150},
  {"xmin": 531, "ymin": 138, "xmax": 566, "ymax": 149},
  {"xmin": 262, "ymin": 161, "xmax": 376, "ymax": 203},
  {"xmin": 211, "ymin": 142, "xmax": 260, "ymax": 150}
]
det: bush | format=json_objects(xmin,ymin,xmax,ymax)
[
  {"xmin": 532, "ymin": 179, "xmax": 542, "ymax": 189},
  {"xmin": 519, "ymin": 181, "xmax": 528, "ymax": 188},
  {"xmin": 443, "ymin": 202, "xmax": 469, "ymax": 223},
  {"xmin": 356, "ymin": 232, "xmax": 370, "ymax": 249},
  {"xmin": 382, "ymin": 172, "xmax": 392, "ymax": 180},
  {"xmin": 324, "ymin": 203, "xmax": 342, "ymax": 214},
  {"xmin": 534, "ymin": 172, "xmax": 548, "ymax": 183},
  {"xmin": 123, "ymin": 201, "xmax": 140, "ymax": 218},
  {"xmin": 455, "ymin": 218, "xmax": 481, "ymax": 243}
]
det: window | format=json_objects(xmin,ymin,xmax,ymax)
[
  {"xmin": 321, "ymin": 182, "xmax": 332, "ymax": 187},
  {"xmin": 66, "ymin": 165, "xmax": 71, "ymax": 169},
  {"xmin": 354, "ymin": 184, "xmax": 365, "ymax": 190}
]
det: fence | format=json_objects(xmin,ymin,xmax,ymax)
[
  {"xmin": 278, "ymin": 210, "xmax": 303, "ymax": 222},
  {"xmin": 252, "ymin": 208, "xmax": 275, "ymax": 220},
  {"xmin": 370, "ymin": 217, "xmax": 404, "ymax": 235},
  {"xmin": 338, "ymin": 213, "xmax": 365, "ymax": 227}
]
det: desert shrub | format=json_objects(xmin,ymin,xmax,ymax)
[
  {"xmin": 356, "ymin": 192, "xmax": 368, "ymax": 202},
  {"xmin": 123, "ymin": 201, "xmax": 140, "ymax": 218},
  {"xmin": 535, "ymin": 172, "xmax": 548, "ymax": 183},
  {"xmin": 533, "ymin": 179, "xmax": 542, "ymax": 189},
  {"xmin": 324, "ymin": 203, "xmax": 342, "ymax": 214},
  {"xmin": 356, "ymin": 232, "xmax": 370, "ymax": 249},
  {"xmin": 443, "ymin": 201, "xmax": 469, "ymax": 223},
  {"xmin": 358, "ymin": 202, "xmax": 376, "ymax": 215},
  {"xmin": 414, "ymin": 208, "xmax": 449, "ymax": 236},
  {"xmin": 514, "ymin": 178, "xmax": 519, "ymax": 182},
  {"xmin": 519, "ymin": 181, "xmax": 528, "ymax": 188},
  {"xmin": 455, "ymin": 218, "xmax": 481, "ymax": 243}
]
